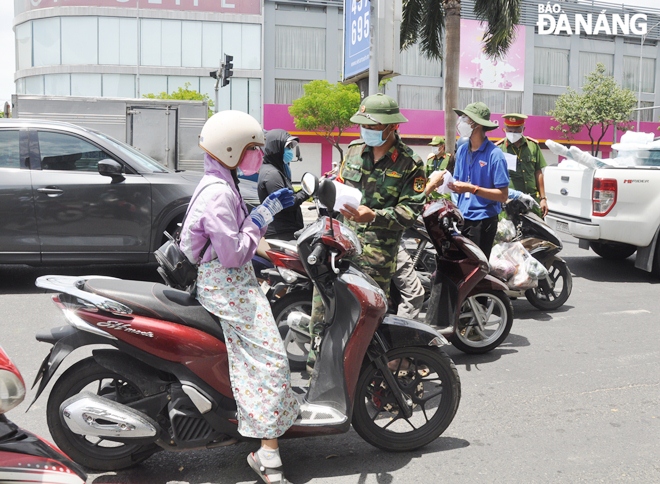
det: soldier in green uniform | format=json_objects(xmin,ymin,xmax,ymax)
[
  {"xmin": 424, "ymin": 136, "xmax": 452, "ymax": 200},
  {"xmin": 305, "ymin": 93, "xmax": 426, "ymax": 371},
  {"xmin": 495, "ymin": 113, "xmax": 548, "ymax": 217}
]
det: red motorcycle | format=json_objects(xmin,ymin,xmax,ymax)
[
  {"xmin": 30, "ymin": 174, "xmax": 460, "ymax": 471},
  {"xmin": 0, "ymin": 346, "xmax": 86, "ymax": 483}
]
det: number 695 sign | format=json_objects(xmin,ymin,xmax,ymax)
[{"xmin": 343, "ymin": 0, "xmax": 371, "ymax": 81}]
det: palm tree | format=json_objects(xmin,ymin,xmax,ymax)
[{"xmin": 401, "ymin": 0, "xmax": 522, "ymax": 153}]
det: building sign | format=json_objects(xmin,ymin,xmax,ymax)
[
  {"xmin": 22, "ymin": 0, "xmax": 261, "ymax": 15},
  {"xmin": 459, "ymin": 19, "xmax": 525, "ymax": 91},
  {"xmin": 343, "ymin": 0, "xmax": 371, "ymax": 81}
]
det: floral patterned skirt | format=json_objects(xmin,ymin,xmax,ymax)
[{"xmin": 196, "ymin": 260, "xmax": 299, "ymax": 439}]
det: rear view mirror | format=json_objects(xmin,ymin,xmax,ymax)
[
  {"xmin": 301, "ymin": 172, "xmax": 318, "ymax": 196},
  {"xmin": 98, "ymin": 159, "xmax": 125, "ymax": 183},
  {"xmin": 295, "ymin": 145, "xmax": 302, "ymax": 162},
  {"xmin": 317, "ymin": 178, "xmax": 336, "ymax": 212}
]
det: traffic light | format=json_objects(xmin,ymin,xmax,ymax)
[
  {"xmin": 222, "ymin": 54, "xmax": 234, "ymax": 87},
  {"xmin": 209, "ymin": 70, "xmax": 218, "ymax": 79}
]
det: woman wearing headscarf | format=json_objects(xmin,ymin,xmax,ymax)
[{"xmin": 257, "ymin": 129, "xmax": 308, "ymax": 241}]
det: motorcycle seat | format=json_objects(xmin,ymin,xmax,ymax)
[{"xmin": 83, "ymin": 278, "xmax": 225, "ymax": 342}]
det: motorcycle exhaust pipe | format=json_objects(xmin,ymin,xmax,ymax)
[
  {"xmin": 287, "ymin": 311, "xmax": 312, "ymax": 339},
  {"xmin": 61, "ymin": 391, "xmax": 159, "ymax": 440}
]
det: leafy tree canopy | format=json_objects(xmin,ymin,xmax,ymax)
[
  {"xmin": 548, "ymin": 63, "xmax": 637, "ymax": 155},
  {"xmin": 143, "ymin": 82, "xmax": 214, "ymax": 117},
  {"xmin": 289, "ymin": 80, "xmax": 361, "ymax": 160}
]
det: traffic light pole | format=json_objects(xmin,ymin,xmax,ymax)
[{"xmin": 209, "ymin": 54, "xmax": 234, "ymax": 114}]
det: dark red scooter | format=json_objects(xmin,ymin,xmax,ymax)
[
  {"xmin": 30, "ymin": 174, "xmax": 460, "ymax": 472},
  {"xmin": 0, "ymin": 346, "xmax": 86, "ymax": 483}
]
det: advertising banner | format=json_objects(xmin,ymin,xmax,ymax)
[
  {"xmin": 21, "ymin": 0, "xmax": 261, "ymax": 15},
  {"xmin": 343, "ymin": 0, "xmax": 371, "ymax": 81},
  {"xmin": 459, "ymin": 19, "xmax": 525, "ymax": 91}
]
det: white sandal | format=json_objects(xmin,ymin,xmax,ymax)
[{"xmin": 247, "ymin": 452, "xmax": 291, "ymax": 484}]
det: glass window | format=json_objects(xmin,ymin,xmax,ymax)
[
  {"xmin": 93, "ymin": 132, "xmax": 169, "ymax": 173},
  {"xmin": 62, "ymin": 17, "xmax": 98, "ymax": 65},
  {"xmin": 200, "ymin": 77, "xmax": 224, "ymax": 110},
  {"xmin": 119, "ymin": 18, "xmax": 138, "ymax": 66},
  {"xmin": 533, "ymin": 94, "xmax": 559, "ymax": 116},
  {"xmin": 99, "ymin": 17, "xmax": 120, "ymax": 64},
  {"xmin": 38, "ymin": 131, "xmax": 109, "ymax": 172},
  {"xmin": 16, "ymin": 22, "xmax": 32, "ymax": 70},
  {"xmin": 161, "ymin": 20, "xmax": 182, "ymax": 67},
  {"xmin": 631, "ymin": 101, "xmax": 657, "ymax": 122},
  {"xmin": 248, "ymin": 78, "xmax": 262, "ymax": 122},
  {"xmin": 45, "ymin": 74, "xmax": 70, "ymax": 96},
  {"xmin": 139, "ymin": 75, "xmax": 167, "ymax": 97},
  {"xmin": 505, "ymin": 91, "xmax": 523, "ymax": 114},
  {"xmin": 16, "ymin": 78, "xmax": 26, "ymax": 95},
  {"xmin": 33, "ymin": 17, "xmax": 61, "ymax": 67},
  {"xmin": 275, "ymin": 79, "xmax": 307, "ymax": 104},
  {"xmin": 400, "ymin": 43, "xmax": 442, "ymax": 77},
  {"xmin": 168, "ymin": 77, "xmax": 199, "ymax": 94},
  {"xmin": 241, "ymin": 24, "xmax": 261, "ymax": 70},
  {"xmin": 473, "ymin": 89, "xmax": 505, "ymax": 114},
  {"xmin": 103, "ymin": 74, "xmax": 135, "ymax": 98},
  {"xmin": 182, "ymin": 21, "xmax": 202, "ymax": 67},
  {"xmin": 534, "ymin": 48, "xmax": 569, "ymax": 86},
  {"xmin": 202, "ymin": 22, "xmax": 223, "ymax": 68},
  {"xmin": 141, "ymin": 19, "xmax": 161, "ymax": 66},
  {"xmin": 398, "ymin": 85, "xmax": 442, "ymax": 110},
  {"xmin": 276, "ymin": 26, "xmax": 325, "ymax": 70},
  {"xmin": 0, "ymin": 131, "xmax": 21, "ymax": 169},
  {"xmin": 25, "ymin": 76, "xmax": 44, "ymax": 95},
  {"xmin": 231, "ymin": 78, "xmax": 249, "ymax": 113},
  {"xmin": 72, "ymin": 74, "xmax": 102, "ymax": 97},
  {"xmin": 223, "ymin": 23, "xmax": 241, "ymax": 68},
  {"xmin": 623, "ymin": 56, "xmax": 656, "ymax": 94},
  {"xmin": 578, "ymin": 52, "xmax": 613, "ymax": 87}
]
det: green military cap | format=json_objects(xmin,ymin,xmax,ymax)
[
  {"xmin": 502, "ymin": 113, "xmax": 528, "ymax": 127},
  {"xmin": 350, "ymin": 93, "xmax": 409, "ymax": 126},
  {"xmin": 454, "ymin": 102, "xmax": 498, "ymax": 131},
  {"xmin": 429, "ymin": 136, "xmax": 445, "ymax": 146}
]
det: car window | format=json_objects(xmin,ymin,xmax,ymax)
[
  {"xmin": 92, "ymin": 131, "xmax": 169, "ymax": 173},
  {"xmin": 0, "ymin": 130, "xmax": 21, "ymax": 169},
  {"xmin": 38, "ymin": 131, "xmax": 113, "ymax": 172}
]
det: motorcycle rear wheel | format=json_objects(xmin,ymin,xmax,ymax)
[
  {"xmin": 451, "ymin": 290, "xmax": 513, "ymax": 354},
  {"xmin": 271, "ymin": 289, "xmax": 313, "ymax": 371},
  {"xmin": 352, "ymin": 347, "xmax": 460, "ymax": 452},
  {"xmin": 47, "ymin": 357, "xmax": 160, "ymax": 471},
  {"xmin": 525, "ymin": 259, "xmax": 572, "ymax": 311}
]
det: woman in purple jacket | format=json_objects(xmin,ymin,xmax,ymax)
[{"xmin": 180, "ymin": 111, "xmax": 299, "ymax": 484}]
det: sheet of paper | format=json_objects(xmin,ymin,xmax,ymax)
[
  {"xmin": 332, "ymin": 180, "xmax": 362, "ymax": 211},
  {"xmin": 435, "ymin": 171, "xmax": 454, "ymax": 195},
  {"xmin": 504, "ymin": 152, "xmax": 517, "ymax": 171}
]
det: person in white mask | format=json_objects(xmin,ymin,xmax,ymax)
[
  {"xmin": 495, "ymin": 113, "xmax": 548, "ymax": 217},
  {"xmin": 448, "ymin": 102, "xmax": 509, "ymax": 259}
]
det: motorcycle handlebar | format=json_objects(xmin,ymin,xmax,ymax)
[{"xmin": 307, "ymin": 243, "xmax": 326, "ymax": 265}]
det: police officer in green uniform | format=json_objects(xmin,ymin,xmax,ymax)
[
  {"xmin": 425, "ymin": 136, "xmax": 452, "ymax": 200},
  {"xmin": 495, "ymin": 113, "xmax": 548, "ymax": 217},
  {"xmin": 305, "ymin": 93, "xmax": 426, "ymax": 371}
]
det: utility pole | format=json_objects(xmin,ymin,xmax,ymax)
[{"xmin": 210, "ymin": 54, "xmax": 234, "ymax": 114}]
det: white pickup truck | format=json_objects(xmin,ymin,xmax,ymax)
[{"xmin": 543, "ymin": 137, "xmax": 660, "ymax": 277}]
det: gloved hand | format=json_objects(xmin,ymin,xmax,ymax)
[
  {"xmin": 508, "ymin": 189, "xmax": 538, "ymax": 209},
  {"xmin": 250, "ymin": 188, "xmax": 295, "ymax": 229},
  {"xmin": 508, "ymin": 189, "xmax": 523, "ymax": 200}
]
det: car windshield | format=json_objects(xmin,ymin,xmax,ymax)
[
  {"xmin": 615, "ymin": 148, "xmax": 660, "ymax": 167},
  {"xmin": 92, "ymin": 131, "xmax": 170, "ymax": 173}
]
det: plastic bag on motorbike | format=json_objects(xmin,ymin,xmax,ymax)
[
  {"xmin": 489, "ymin": 243, "xmax": 516, "ymax": 281},
  {"xmin": 494, "ymin": 219, "xmax": 516, "ymax": 243},
  {"xmin": 498, "ymin": 241, "xmax": 538, "ymax": 290},
  {"xmin": 524, "ymin": 255, "xmax": 549, "ymax": 280}
]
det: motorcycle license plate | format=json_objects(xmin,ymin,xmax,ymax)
[{"xmin": 555, "ymin": 220, "xmax": 570, "ymax": 234}]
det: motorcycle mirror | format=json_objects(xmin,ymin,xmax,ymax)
[
  {"xmin": 300, "ymin": 172, "xmax": 318, "ymax": 196},
  {"xmin": 317, "ymin": 178, "xmax": 336, "ymax": 212},
  {"xmin": 295, "ymin": 145, "xmax": 302, "ymax": 162}
]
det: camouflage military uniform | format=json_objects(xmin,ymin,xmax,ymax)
[
  {"xmin": 496, "ymin": 136, "xmax": 546, "ymax": 216},
  {"xmin": 338, "ymin": 136, "xmax": 426, "ymax": 293}
]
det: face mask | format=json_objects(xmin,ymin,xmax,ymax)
[
  {"xmin": 506, "ymin": 132, "xmax": 523, "ymax": 143},
  {"xmin": 283, "ymin": 147, "xmax": 294, "ymax": 164},
  {"xmin": 361, "ymin": 126, "xmax": 389, "ymax": 147},
  {"xmin": 237, "ymin": 146, "xmax": 263, "ymax": 176},
  {"xmin": 456, "ymin": 117, "xmax": 474, "ymax": 138}
]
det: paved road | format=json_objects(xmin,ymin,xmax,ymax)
[{"xmin": 1, "ymin": 235, "xmax": 659, "ymax": 483}]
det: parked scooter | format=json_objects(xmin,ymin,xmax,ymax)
[
  {"xmin": 0, "ymin": 346, "xmax": 87, "ymax": 483},
  {"xmin": 30, "ymin": 174, "xmax": 460, "ymax": 471},
  {"xmin": 500, "ymin": 198, "xmax": 572, "ymax": 310}
]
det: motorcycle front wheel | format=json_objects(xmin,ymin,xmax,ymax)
[
  {"xmin": 47, "ymin": 357, "xmax": 159, "ymax": 471},
  {"xmin": 525, "ymin": 260, "xmax": 572, "ymax": 311},
  {"xmin": 352, "ymin": 347, "xmax": 460, "ymax": 452},
  {"xmin": 271, "ymin": 289, "xmax": 313, "ymax": 371},
  {"xmin": 451, "ymin": 290, "xmax": 514, "ymax": 354}
]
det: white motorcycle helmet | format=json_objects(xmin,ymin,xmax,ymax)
[{"xmin": 199, "ymin": 110, "xmax": 265, "ymax": 174}]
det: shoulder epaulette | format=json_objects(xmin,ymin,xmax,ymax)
[
  {"xmin": 494, "ymin": 138, "xmax": 506, "ymax": 146},
  {"xmin": 426, "ymin": 152, "xmax": 436, "ymax": 160},
  {"xmin": 348, "ymin": 139, "xmax": 365, "ymax": 147},
  {"xmin": 526, "ymin": 136, "xmax": 539, "ymax": 144}
]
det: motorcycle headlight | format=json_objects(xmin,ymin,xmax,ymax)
[{"xmin": 0, "ymin": 369, "xmax": 26, "ymax": 414}]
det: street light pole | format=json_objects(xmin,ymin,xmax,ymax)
[{"xmin": 636, "ymin": 20, "xmax": 660, "ymax": 131}]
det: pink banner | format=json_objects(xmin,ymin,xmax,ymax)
[
  {"xmin": 22, "ymin": 0, "xmax": 261, "ymax": 15},
  {"xmin": 459, "ymin": 19, "xmax": 525, "ymax": 91}
]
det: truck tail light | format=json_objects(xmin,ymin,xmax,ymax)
[{"xmin": 592, "ymin": 178, "xmax": 617, "ymax": 216}]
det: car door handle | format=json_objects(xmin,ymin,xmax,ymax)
[{"xmin": 37, "ymin": 187, "xmax": 64, "ymax": 197}]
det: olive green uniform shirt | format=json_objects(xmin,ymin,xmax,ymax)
[
  {"xmin": 425, "ymin": 152, "xmax": 451, "ymax": 201},
  {"xmin": 496, "ymin": 136, "xmax": 547, "ymax": 200},
  {"xmin": 338, "ymin": 136, "xmax": 426, "ymax": 294}
]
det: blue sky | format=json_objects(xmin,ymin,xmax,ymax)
[{"xmin": 1, "ymin": 0, "xmax": 658, "ymax": 105}]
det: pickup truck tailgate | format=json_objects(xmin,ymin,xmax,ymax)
[{"xmin": 545, "ymin": 164, "xmax": 594, "ymax": 219}]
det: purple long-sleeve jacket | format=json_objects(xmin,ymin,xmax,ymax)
[{"xmin": 180, "ymin": 154, "xmax": 266, "ymax": 268}]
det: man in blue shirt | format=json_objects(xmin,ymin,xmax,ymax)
[{"xmin": 448, "ymin": 102, "xmax": 509, "ymax": 258}]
